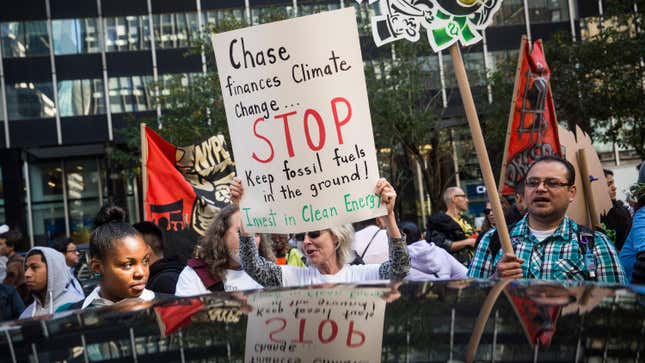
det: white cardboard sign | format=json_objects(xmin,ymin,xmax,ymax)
[
  {"xmin": 244, "ymin": 287, "xmax": 387, "ymax": 363},
  {"xmin": 212, "ymin": 8, "xmax": 386, "ymax": 233}
]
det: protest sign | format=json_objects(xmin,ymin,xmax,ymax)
[
  {"xmin": 244, "ymin": 287, "xmax": 387, "ymax": 363},
  {"xmin": 213, "ymin": 8, "xmax": 385, "ymax": 233},
  {"xmin": 499, "ymin": 37, "xmax": 561, "ymax": 196}
]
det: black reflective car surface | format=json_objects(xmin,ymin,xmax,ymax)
[{"xmin": 1, "ymin": 280, "xmax": 644, "ymax": 362}]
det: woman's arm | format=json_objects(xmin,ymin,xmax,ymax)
[
  {"xmin": 231, "ymin": 178, "xmax": 283, "ymax": 287},
  {"xmin": 374, "ymin": 179, "xmax": 410, "ymax": 280}
]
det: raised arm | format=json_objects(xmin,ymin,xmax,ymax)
[
  {"xmin": 374, "ymin": 179, "xmax": 410, "ymax": 280},
  {"xmin": 231, "ymin": 178, "xmax": 282, "ymax": 287}
]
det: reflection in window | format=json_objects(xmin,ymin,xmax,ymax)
[
  {"xmin": 487, "ymin": 49, "xmax": 520, "ymax": 75},
  {"xmin": 299, "ymin": 2, "xmax": 341, "ymax": 16},
  {"xmin": 204, "ymin": 9, "xmax": 246, "ymax": 27},
  {"xmin": 52, "ymin": 18, "xmax": 99, "ymax": 55},
  {"xmin": 66, "ymin": 159, "xmax": 100, "ymax": 243},
  {"xmin": 528, "ymin": 0, "xmax": 569, "ymax": 23},
  {"xmin": 0, "ymin": 21, "xmax": 50, "ymax": 58},
  {"xmin": 0, "ymin": 168, "xmax": 4, "ymax": 225},
  {"xmin": 463, "ymin": 51, "xmax": 486, "ymax": 86},
  {"xmin": 108, "ymin": 76, "xmax": 153, "ymax": 113},
  {"xmin": 153, "ymin": 13, "xmax": 200, "ymax": 49},
  {"xmin": 251, "ymin": 6, "xmax": 292, "ymax": 25},
  {"xmin": 6, "ymin": 82, "xmax": 56, "ymax": 120},
  {"xmin": 492, "ymin": 0, "xmax": 525, "ymax": 26},
  {"xmin": 104, "ymin": 16, "xmax": 150, "ymax": 52},
  {"xmin": 29, "ymin": 161, "xmax": 65, "ymax": 243},
  {"xmin": 58, "ymin": 79, "xmax": 106, "ymax": 117}
]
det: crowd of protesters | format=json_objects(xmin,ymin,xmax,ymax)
[{"xmin": 0, "ymin": 156, "xmax": 643, "ymax": 322}]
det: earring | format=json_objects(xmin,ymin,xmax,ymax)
[{"xmin": 335, "ymin": 243, "xmax": 340, "ymax": 251}]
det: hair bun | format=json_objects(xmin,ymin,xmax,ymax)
[{"xmin": 94, "ymin": 205, "xmax": 128, "ymax": 228}]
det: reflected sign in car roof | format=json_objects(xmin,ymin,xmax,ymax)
[{"xmin": 1, "ymin": 280, "xmax": 644, "ymax": 362}]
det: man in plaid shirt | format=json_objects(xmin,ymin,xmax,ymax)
[{"xmin": 468, "ymin": 156, "xmax": 626, "ymax": 283}]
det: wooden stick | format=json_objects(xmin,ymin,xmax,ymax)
[
  {"xmin": 577, "ymin": 149, "xmax": 599, "ymax": 228},
  {"xmin": 449, "ymin": 44, "xmax": 513, "ymax": 255},
  {"xmin": 465, "ymin": 279, "xmax": 513, "ymax": 363},
  {"xmin": 498, "ymin": 36, "xmax": 528, "ymax": 194},
  {"xmin": 140, "ymin": 123, "xmax": 149, "ymax": 221}
]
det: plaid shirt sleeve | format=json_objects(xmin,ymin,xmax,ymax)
[
  {"xmin": 467, "ymin": 229, "xmax": 497, "ymax": 278},
  {"xmin": 593, "ymin": 231, "xmax": 628, "ymax": 284}
]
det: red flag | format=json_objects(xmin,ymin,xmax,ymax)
[
  {"xmin": 500, "ymin": 38, "xmax": 562, "ymax": 196},
  {"xmin": 143, "ymin": 126, "xmax": 235, "ymax": 259}
]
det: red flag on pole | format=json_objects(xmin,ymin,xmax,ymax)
[
  {"xmin": 499, "ymin": 38, "xmax": 562, "ymax": 196},
  {"xmin": 142, "ymin": 126, "xmax": 235, "ymax": 259}
]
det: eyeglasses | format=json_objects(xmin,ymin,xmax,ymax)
[
  {"xmin": 525, "ymin": 178, "xmax": 572, "ymax": 189},
  {"xmin": 294, "ymin": 231, "xmax": 323, "ymax": 241},
  {"xmin": 454, "ymin": 194, "xmax": 467, "ymax": 199},
  {"xmin": 483, "ymin": 208, "xmax": 492, "ymax": 215},
  {"xmin": 66, "ymin": 249, "xmax": 79, "ymax": 254}
]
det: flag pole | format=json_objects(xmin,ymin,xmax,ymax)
[
  {"xmin": 498, "ymin": 36, "xmax": 528, "ymax": 194},
  {"xmin": 448, "ymin": 43, "xmax": 513, "ymax": 255},
  {"xmin": 140, "ymin": 123, "xmax": 148, "ymax": 220}
]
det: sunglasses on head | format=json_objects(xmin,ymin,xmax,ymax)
[{"xmin": 294, "ymin": 231, "xmax": 322, "ymax": 241}]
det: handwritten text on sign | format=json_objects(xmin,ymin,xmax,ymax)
[
  {"xmin": 244, "ymin": 287, "xmax": 387, "ymax": 363},
  {"xmin": 213, "ymin": 8, "xmax": 386, "ymax": 233}
]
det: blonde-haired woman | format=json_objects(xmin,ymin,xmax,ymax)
[{"xmin": 231, "ymin": 178, "xmax": 410, "ymax": 287}]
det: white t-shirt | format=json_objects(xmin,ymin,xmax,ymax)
[
  {"xmin": 353, "ymin": 225, "xmax": 389, "ymax": 264},
  {"xmin": 280, "ymin": 264, "xmax": 384, "ymax": 287},
  {"xmin": 528, "ymin": 226, "xmax": 557, "ymax": 242},
  {"xmin": 175, "ymin": 266, "xmax": 262, "ymax": 296}
]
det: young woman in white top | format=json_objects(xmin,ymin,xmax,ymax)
[
  {"xmin": 231, "ymin": 178, "xmax": 410, "ymax": 287},
  {"xmin": 175, "ymin": 204, "xmax": 264, "ymax": 295}
]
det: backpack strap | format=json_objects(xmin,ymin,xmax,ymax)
[
  {"xmin": 187, "ymin": 258, "xmax": 224, "ymax": 292},
  {"xmin": 576, "ymin": 225, "xmax": 597, "ymax": 280},
  {"xmin": 488, "ymin": 222, "xmax": 519, "ymax": 259},
  {"xmin": 360, "ymin": 228, "xmax": 384, "ymax": 260}
]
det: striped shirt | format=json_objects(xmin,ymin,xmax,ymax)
[{"xmin": 467, "ymin": 215, "xmax": 627, "ymax": 284}]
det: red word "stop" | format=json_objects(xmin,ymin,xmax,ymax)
[
  {"xmin": 252, "ymin": 97, "xmax": 352, "ymax": 163},
  {"xmin": 265, "ymin": 317, "xmax": 366, "ymax": 348}
]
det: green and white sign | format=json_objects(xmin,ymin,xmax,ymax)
[{"xmin": 359, "ymin": 0, "xmax": 503, "ymax": 52}]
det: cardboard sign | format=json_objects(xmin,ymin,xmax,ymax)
[
  {"xmin": 244, "ymin": 287, "xmax": 387, "ymax": 363},
  {"xmin": 361, "ymin": 0, "xmax": 502, "ymax": 52},
  {"xmin": 558, "ymin": 126, "xmax": 588, "ymax": 225},
  {"xmin": 213, "ymin": 8, "xmax": 386, "ymax": 233}
]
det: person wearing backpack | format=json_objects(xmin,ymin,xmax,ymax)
[{"xmin": 468, "ymin": 156, "xmax": 626, "ymax": 283}]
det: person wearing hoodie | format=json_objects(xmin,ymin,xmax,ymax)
[
  {"xmin": 400, "ymin": 221, "xmax": 467, "ymax": 281},
  {"xmin": 133, "ymin": 221, "xmax": 184, "ymax": 294},
  {"xmin": 19, "ymin": 247, "xmax": 83, "ymax": 319}
]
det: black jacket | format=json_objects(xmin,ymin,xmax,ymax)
[
  {"xmin": 146, "ymin": 256, "xmax": 185, "ymax": 294},
  {"xmin": 601, "ymin": 200, "xmax": 632, "ymax": 251},
  {"xmin": 425, "ymin": 212, "xmax": 472, "ymax": 265}
]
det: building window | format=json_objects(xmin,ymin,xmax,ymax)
[
  {"xmin": 52, "ymin": 18, "xmax": 100, "ymax": 55},
  {"xmin": 66, "ymin": 159, "xmax": 101, "ymax": 244},
  {"xmin": 108, "ymin": 75, "xmax": 154, "ymax": 113},
  {"xmin": 528, "ymin": 0, "xmax": 569, "ymax": 23},
  {"xmin": 204, "ymin": 9, "xmax": 246, "ymax": 27},
  {"xmin": 104, "ymin": 16, "xmax": 151, "ymax": 52},
  {"xmin": 492, "ymin": 0, "xmax": 526, "ymax": 26},
  {"xmin": 153, "ymin": 13, "xmax": 200, "ymax": 49},
  {"xmin": 5, "ymin": 82, "xmax": 56, "ymax": 121},
  {"xmin": 29, "ymin": 161, "xmax": 66, "ymax": 243},
  {"xmin": 250, "ymin": 5, "xmax": 292, "ymax": 25},
  {"xmin": 0, "ymin": 167, "xmax": 4, "ymax": 226},
  {"xmin": 352, "ymin": 2, "xmax": 380, "ymax": 36},
  {"xmin": 58, "ymin": 79, "xmax": 106, "ymax": 117},
  {"xmin": 0, "ymin": 21, "xmax": 50, "ymax": 58},
  {"xmin": 299, "ymin": 2, "xmax": 341, "ymax": 16}
]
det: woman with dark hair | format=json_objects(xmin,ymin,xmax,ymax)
[
  {"xmin": 175, "ymin": 204, "xmax": 264, "ymax": 295},
  {"xmin": 79, "ymin": 207, "xmax": 160, "ymax": 309},
  {"xmin": 232, "ymin": 178, "xmax": 410, "ymax": 287}
]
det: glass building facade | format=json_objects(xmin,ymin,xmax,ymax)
[{"xmin": 0, "ymin": 0, "xmax": 602, "ymax": 247}]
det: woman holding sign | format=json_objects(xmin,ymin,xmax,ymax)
[{"xmin": 231, "ymin": 178, "xmax": 410, "ymax": 286}]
